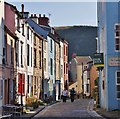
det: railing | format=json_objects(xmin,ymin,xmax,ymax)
[{"xmin": 2, "ymin": 104, "xmax": 22, "ymax": 117}]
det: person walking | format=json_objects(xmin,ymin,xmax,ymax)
[
  {"xmin": 62, "ymin": 88, "xmax": 68, "ymax": 102},
  {"xmin": 70, "ymin": 88, "xmax": 76, "ymax": 102}
]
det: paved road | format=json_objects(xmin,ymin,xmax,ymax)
[{"xmin": 33, "ymin": 99, "xmax": 104, "ymax": 118}]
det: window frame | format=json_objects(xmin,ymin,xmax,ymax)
[
  {"xmin": 115, "ymin": 24, "xmax": 120, "ymax": 52},
  {"xmin": 116, "ymin": 70, "xmax": 120, "ymax": 100}
]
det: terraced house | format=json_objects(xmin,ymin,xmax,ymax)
[
  {"xmin": 97, "ymin": 1, "xmax": 120, "ymax": 110},
  {"xmin": 0, "ymin": 0, "xmax": 4, "ymax": 115},
  {"xmin": 0, "ymin": 2, "xmax": 69, "ymax": 111},
  {"xmin": 4, "ymin": 2, "xmax": 18, "ymax": 105}
]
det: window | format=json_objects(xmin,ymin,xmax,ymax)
[
  {"xmin": 86, "ymin": 84, "xmax": 89, "ymax": 93},
  {"xmin": 50, "ymin": 58, "xmax": 53, "ymax": 75},
  {"xmin": 64, "ymin": 45, "xmax": 65, "ymax": 55},
  {"xmin": 31, "ymin": 30, "xmax": 32, "ymax": 42},
  {"xmin": 66, "ymin": 46, "xmax": 68, "ymax": 56},
  {"xmin": 27, "ymin": 75, "xmax": 29, "ymax": 93},
  {"xmin": 61, "ymin": 65, "xmax": 63, "ymax": 77},
  {"xmin": 34, "ymin": 48, "xmax": 37, "ymax": 67},
  {"xmin": 50, "ymin": 39, "xmax": 52, "ymax": 51},
  {"xmin": 39, "ymin": 51, "xmax": 41, "ymax": 68},
  {"xmin": 34, "ymin": 76, "xmax": 37, "ymax": 95},
  {"xmin": 102, "ymin": 80, "xmax": 105, "ymax": 90},
  {"xmin": 66, "ymin": 64, "xmax": 68, "ymax": 74},
  {"xmin": 44, "ymin": 42, "xmax": 46, "ymax": 51},
  {"xmin": 15, "ymin": 40, "xmax": 19, "ymax": 66},
  {"xmin": 115, "ymin": 38, "xmax": 120, "ymax": 50},
  {"xmin": 27, "ymin": 26, "xmax": 29, "ymax": 40},
  {"xmin": 116, "ymin": 71, "xmax": 120, "ymax": 99},
  {"xmin": 22, "ymin": 24, "xmax": 24, "ymax": 35},
  {"xmin": 39, "ymin": 39, "xmax": 41, "ymax": 46},
  {"xmin": 34, "ymin": 35, "xmax": 36, "ymax": 45},
  {"xmin": 21, "ymin": 42, "xmax": 23, "ymax": 67},
  {"xmin": 31, "ymin": 76, "xmax": 33, "ymax": 96},
  {"xmin": 17, "ymin": 17, "xmax": 20, "ymax": 31},
  {"xmin": 2, "ymin": 48, "xmax": 5, "ymax": 65},
  {"xmin": 27, "ymin": 44, "xmax": 29, "ymax": 66},
  {"xmin": 115, "ymin": 24, "xmax": 120, "ymax": 51},
  {"xmin": 3, "ymin": 34, "xmax": 7, "ymax": 64},
  {"xmin": 0, "ymin": 80, "xmax": 3, "ymax": 98},
  {"xmin": 44, "ymin": 58, "xmax": 46, "ymax": 71},
  {"xmin": 64, "ymin": 63, "xmax": 65, "ymax": 74},
  {"xmin": 10, "ymin": 40, "xmax": 13, "ymax": 64}
]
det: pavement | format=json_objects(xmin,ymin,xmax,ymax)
[
  {"xmin": 20, "ymin": 105, "xmax": 45, "ymax": 118},
  {"xmin": 19, "ymin": 100, "xmax": 61, "ymax": 118},
  {"xmin": 95, "ymin": 108, "xmax": 120, "ymax": 119}
]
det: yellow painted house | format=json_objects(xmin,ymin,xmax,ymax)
[{"xmin": 69, "ymin": 56, "xmax": 92, "ymax": 95}]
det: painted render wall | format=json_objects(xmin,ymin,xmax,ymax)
[
  {"xmin": 47, "ymin": 36, "xmax": 55, "ymax": 96},
  {"xmin": 106, "ymin": 2, "xmax": 120, "ymax": 110},
  {"xmin": 0, "ymin": 0, "xmax": 4, "ymax": 115},
  {"xmin": 98, "ymin": 2, "xmax": 120, "ymax": 110}
]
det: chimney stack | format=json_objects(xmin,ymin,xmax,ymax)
[
  {"xmin": 38, "ymin": 14, "xmax": 49, "ymax": 26},
  {"xmin": 21, "ymin": 4, "xmax": 24, "ymax": 12}
]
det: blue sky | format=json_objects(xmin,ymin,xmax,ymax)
[{"xmin": 10, "ymin": 2, "xmax": 97, "ymax": 27}]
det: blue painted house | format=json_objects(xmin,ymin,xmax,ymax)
[
  {"xmin": 97, "ymin": 2, "xmax": 120, "ymax": 111},
  {"xmin": 40, "ymin": 25, "xmax": 55, "ymax": 97},
  {"xmin": 47, "ymin": 33, "xmax": 55, "ymax": 97}
]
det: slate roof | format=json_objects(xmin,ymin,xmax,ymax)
[
  {"xmin": 27, "ymin": 18, "xmax": 48, "ymax": 39},
  {"xmin": 75, "ymin": 56, "xmax": 92, "ymax": 65}
]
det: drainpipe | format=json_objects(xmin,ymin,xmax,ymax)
[{"xmin": 41, "ymin": 37, "xmax": 44, "ymax": 100}]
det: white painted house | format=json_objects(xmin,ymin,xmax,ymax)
[
  {"xmin": 60, "ymin": 40, "xmax": 64, "ymax": 96},
  {"xmin": 15, "ymin": 13, "xmax": 34, "ymax": 105}
]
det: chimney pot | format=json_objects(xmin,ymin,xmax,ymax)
[
  {"xmin": 43, "ymin": 14, "xmax": 45, "ymax": 17},
  {"xmin": 21, "ymin": 4, "xmax": 24, "ymax": 12},
  {"xmin": 39, "ymin": 14, "xmax": 41, "ymax": 17},
  {"xmin": 31, "ymin": 14, "xmax": 33, "ymax": 17},
  {"xmin": 34, "ymin": 14, "xmax": 37, "ymax": 17}
]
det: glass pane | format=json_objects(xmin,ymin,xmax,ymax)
[
  {"xmin": 116, "ymin": 25, "xmax": 120, "ymax": 30},
  {"xmin": 117, "ymin": 78, "xmax": 120, "ymax": 84},
  {"xmin": 117, "ymin": 92, "xmax": 120, "ymax": 98},
  {"xmin": 116, "ymin": 31, "xmax": 120, "ymax": 36},
  {"xmin": 117, "ymin": 85, "xmax": 120, "ymax": 91},
  {"xmin": 115, "ymin": 38, "xmax": 119, "ymax": 44},
  {"xmin": 116, "ymin": 45, "xmax": 119, "ymax": 50},
  {"xmin": 117, "ymin": 72, "xmax": 120, "ymax": 77}
]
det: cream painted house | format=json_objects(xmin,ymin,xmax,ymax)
[
  {"xmin": 55, "ymin": 39, "xmax": 60, "ymax": 100},
  {"xmin": 69, "ymin": 56, "xmax": 92, "ymax": 95}
]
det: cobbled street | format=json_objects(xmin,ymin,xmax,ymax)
[{"xmin": 33, "ymin": 99, "xmax": 104, "ymax": 118}]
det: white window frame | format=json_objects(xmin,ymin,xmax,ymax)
[
  {"xmin": 116, "ymin": 70, "xmax": 120, "ymax": 100},
  {"xmin": 114, "ymin": 24, "xmax": 120, "ymax": 52}
]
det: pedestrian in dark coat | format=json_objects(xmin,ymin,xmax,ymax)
[{"xmin": 70, "ymin": 88, "xmax": 76, "ymax": 102}]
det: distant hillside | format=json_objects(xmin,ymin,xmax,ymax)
[{"xmin": 55, "ymin": 26, "xmax": 97, "ymax": 61}]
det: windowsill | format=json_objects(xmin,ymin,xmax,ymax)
[
  {"xmin": 22, "ymin": 33, "xmax": 25, "ymax": 36},
  {"xmin": 17, "ymin": 29, "xmax": 20, "ymax": 33}
]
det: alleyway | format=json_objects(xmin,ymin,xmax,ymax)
[{"xmin": 33, "ymin": 99, "xmax": 103, "ymax": 118}]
